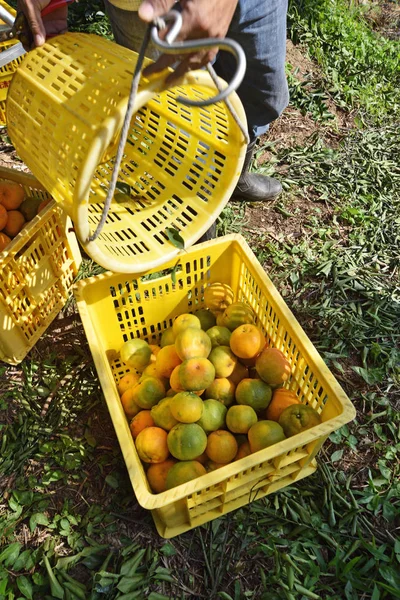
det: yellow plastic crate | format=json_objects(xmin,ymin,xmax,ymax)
[
  {"xmin": 74, "ymin": 234, "xmax": 356, "ymax": 538},
  {"xmin": 0, "ymin": 1, "xmax": 24, "ymax": 126},
  {"xmin": 7, "ymin": 32, "xmax": 247, "ymax": 273},
  {"xmin": 0, "ymin": 167, "xmax": 82, "ymax": 365}
]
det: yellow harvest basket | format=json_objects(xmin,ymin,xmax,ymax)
[
  {"xmin": 0, "ymin": 1, "xmax": 24, "ymax": 126},
  {"xmin": 6, "ymin": 33, "xmax": 247, "ymax": 274},
  {"xmin": 74, "ymin": 234, "xmax": 356, "ymax": 538},
  {"xmin": 0, "ymin": 167, "xmax": 81, "ymax": 365}
]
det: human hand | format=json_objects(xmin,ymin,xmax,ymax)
[
  {"xmin": 139, "ymin": 0, "xmax": 238, "ymax": 80},
  {"xmin": 17, "ymin": 0, "xmax": 68, "ymax": 47}
]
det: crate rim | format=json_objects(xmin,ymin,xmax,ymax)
[
  {"xmin": 74, "ymin": 233, "xmax": 356, "ymax": 510},
  {"xmin": 0, "ymin": 165, "xmax": 82, "ymax": 365},
  {"xmin": 0, "ymin": 167, "xmax": 54, "ymax": 260}
]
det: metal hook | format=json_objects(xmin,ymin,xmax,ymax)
[{"xmin": 151, "ymin": 10, "xmax": 247, "ymax": 107}]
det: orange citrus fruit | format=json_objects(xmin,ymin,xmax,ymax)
[
  {"xmin": 235, "ymin": 441, "xmax": 252, "ymax": 461},
  {"xmin": 226, "ymin": 405, "xmax": 258, "ymax": 434},
  {"xmin": 167, "ymin": 423, "xmax": 207, "ymax": 460},
  {"xmin": 218, "ymin": 302, "xmax": 255, "ymax": 331},
  {"xmin": 206, "ymin": 430, "xmax": 238, "ymax": 464},
  {"xmin": 169, "ymin": 364, "xmax": 184, "ymax": 392},
  {"xmin": 151, "ymin": 397, "xmax": 179, "ymax": 431},
  {"xmin": 140, "ymin": 363, "xmax": 157, "ymax": 378},
  {"xmin": 120, "ymin": 387, "xmax": 142, "ymax": 420},
  {"xmin": 149, "ymin": 344, "xmax": 161, "ymax": 356},
  {"xmin": 208, "ymin": 345, "xmax": 237, "ymax": 378},
  {"xmin": 3, "ymin": 210, "xmax": 25, "ymax": 237},
  {"xmin": 155, "ymin": 344, "xmax": 182, "ymax": 378},
  {"xmin": 0, "ymin": 180, "xmax": 24, "ymax": 210},
  {"xmin": 140, "ymin": 363, "xmax": 169, "ymax": 389},
  {"xmin": 179, "ymin": 357, "xmax": 215, "ymax": 391},
  {"xmin": 135, "ymin": 426, "xmax": 170, "ymax": 463},
  {"xmin": 169, "ymin": 391, "xmax": 204, "ymax": 423},
  {"xmin": 206, "ymin": 325, "xmax": 232, "ymax": 348},
  {"xmin": 204, "ymin": 377, "xmax": 236, "ymax": 407},
  {"xmin": 130, "ymin": 376, "xmax": 166, "ymax": 409},
  {"xmin": 248, "ymin": 420, "xmax": 286, "ymax": 453},
  {"xmin": 165, "ymin": 460, "xmax": 207, "ymax": 490},
  {"xmin": 0, "ymin": 204, "xmax": 8, "ymax": 231},
  {"xmin": 235, "ymin": 378, "xmax": 272, "ymax": 412},
  {"xmin": 196, "ymin": 399, "xmax": 227, "ymax": 433},
  {"xmin": 160, "ymin": 328, "xmax": 175, "ymax": 347},
  {"xmin": 147, "ymin": 458, "xmax": 177, "ymax": 493},
  {"xmin": 130, "ymin": 410, "xmax": 155, "ymax": 439},
  {"xmin": 229, "ymin": 324, "xmax": 265, "ymax": 359},
  {"xmin": 228, "ymin": 361, "xmax": 249, "ymax": 386},
  {"xmin": 117, "ymin": 372, "xmax": 141, "ymax": 396},
  {"xmin": 174, "ymin": 327, "xmax": 212, "ymax": 360},
  {"xmin": 172, "ymin": 313, "xmax": 201, "ymax": 337},
  {"xmin": 120, "ymin": 339, "xmax": 152, "ymax": 372},
  {"xmin": 194, "ymin": 308, "xmax": 216, "ymax": 331},
  {"xmin": 255, "ymin": 347, "xmax": 292, "ymax": 388},
  {"xmin": 266, "ymin": 389, "xmax": 300, "ymax": 422},
  {"xmin": 0, "ymin": 232, "xmax": 11, "ymax": 251},
  {"xmin": 203, "ymin": 282, "xmax": 234, "ymax": 313},
  {"xmin": 279, "ymin": 404, "xmax": 322, "ymax": 437},
  {"xmin": 20, "ymin": 197, "xmax": 41, "ymax": 221}
]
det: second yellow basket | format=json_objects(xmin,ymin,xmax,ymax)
[
  {"xmin": 0, "ymin": 167, "xmax": 81, "ymax": 365},
  {"xmin": 75, "ymin": 234, "xmax": 356, "ymax": 538}
]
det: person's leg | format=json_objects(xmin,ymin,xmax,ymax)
[
  {"xmin": 103, "ymin": 0, "xmax": 160, "ymax": 58},
  {"xmin": 216, "ymin": 0, "xmax": 289, "ymax": 139},
  {"xmin": 214, "ymin": 0, "xmax": 289, "ymax": 202}
]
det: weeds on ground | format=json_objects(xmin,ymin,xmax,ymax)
[
  {"xmin": 288, "ymin": 0, "xmax": 400, "ymax": 121},
  {"xmin": 1, "ymin": 1, "xmax": 399, "ymax": 599},
  {"xmin": 255, "ymin": 123, "xmax": 400, "ymax": 379},
  {"xmin": 68, "ymin": 1, "xmax": 113, "ymax": 38}
]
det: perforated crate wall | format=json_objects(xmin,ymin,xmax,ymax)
[
  {"xmin": 0, "ymin": 168, "xmax": 81, "ymax": 364},
  {"xmin": 7, "ymin": 32, "xmax": 247, "ymax": 273},
  {"xmin": 75, "ymin": 234, "xmax": 355, "ymax": 538}
]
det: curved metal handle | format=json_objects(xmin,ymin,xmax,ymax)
[
  {"xmin": 0, "ymin": 5, "xmax": 15, "ymax": 27},
  {"xmin": 151, "ymin": 10, "xmax": 246, "ymax": 107}
]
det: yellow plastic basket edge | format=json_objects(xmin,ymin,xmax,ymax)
[
  {"xmin": 74, "ymin": 233, "xmax": 356, "ymax": 510},
  {"xmin": 71, "ymin": 68, "xmax": 247, "ymax": 273},
  {"xmin": 235, "ymin": 235, "xmax": 356, "ymax": 414},
  {"xmin": 0, "ymin": 167, "xmax": 82, "ymax": 364},
  {"xmin": 0, "ymin": 168, "xmax": 81, "ymax": 267},
  {"xmin": 0, "ymin": 166, "xmax": 46, "ymax": 189},
  {"xmin": 0, "ymin": 0, "xmax": 16, "ymax": 20}
]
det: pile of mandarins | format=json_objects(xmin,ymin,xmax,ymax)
[
  {"xmin": 117, "ymin": 282, "xmax": 322, "ymax": 493},
  {"xmin": 0, "ymin": 179, "xmax": 50, "ymax": 251}
]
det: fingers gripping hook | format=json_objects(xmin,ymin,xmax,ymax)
[
  {"xmin": 150, "ymin": 10, "xmax": 247, "ymax": 108},
  {"xmin": 87, "ymin": 10, "xmax": 248, "ymax": 244}
]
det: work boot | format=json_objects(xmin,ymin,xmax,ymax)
[
  {"xmin": 196, "ymin": 139, "xmax": 281, "ymax": 244},
  {"xmin": 232, "ymin": 138, "xmax": 282, "ymax": 202}
]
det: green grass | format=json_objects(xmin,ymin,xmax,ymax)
[
  {"xmin": 256, "ymin": 124, "xmax": 400, "ymax": 369},
  {"xmin": 1, "ymin": 1, "xmax": 399, "ymax": 598},
  {"xmin": 68, "ymin": 0, "xmax": 112, "ymax": 38},
  {"xmin": 288, "ymin": 0, "xmax": 400, "ymax": 121}
]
